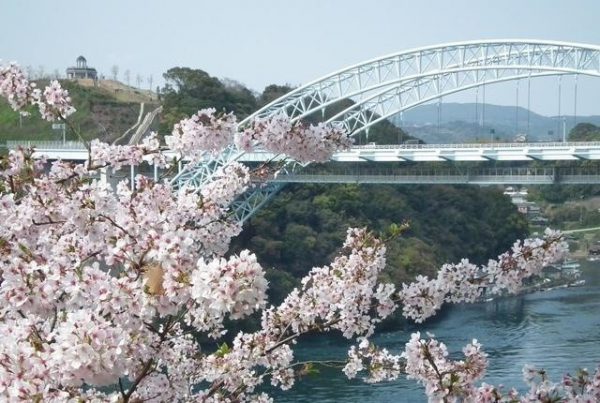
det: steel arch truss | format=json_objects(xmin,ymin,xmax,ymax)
[
  {"xmin": 242, "ymin": 40, "xmax": 600, "ymax": 131},
  {"xmin": 325, "ymin": 70, "xmax": 572, "ymax": 135},
  {"xmin": 178, "ymin": 40, "xmax": 600, "ymax": 223},
  {"xmin": 170, "ymin": 147, "xmax": 243, "ymax": 193}
]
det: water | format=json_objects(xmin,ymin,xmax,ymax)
[{"xmin": 272, "ymin": 260, "xmax": 600, "ymax": 402}]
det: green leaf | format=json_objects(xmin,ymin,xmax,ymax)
[{"xmin": 215, "ymin": 342, "xmax": 230, "ymax": 358}]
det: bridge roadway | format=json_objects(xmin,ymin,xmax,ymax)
[{"xmin": 10, "ymin": 140, "xmax": 600, "ymax": 163}]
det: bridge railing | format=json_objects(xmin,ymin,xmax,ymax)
[
  {"xmin": 353, "ymin": 141, "xmax": 600, "ymax": 150},
  {"xmin": 5, "ymin": 140, "xmax": 86, "ymax": 150},
  {"xmin": 278, "ymin": 166, "xmax": 558, "ymax": 177},
  {"xmin": 268, "ymin": 166, "xmax": 558, "ymax": 184}
]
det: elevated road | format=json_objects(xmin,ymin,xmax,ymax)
[{"xmin": 9, "ymin": 141, "xmax": 600, "ymax": 163}]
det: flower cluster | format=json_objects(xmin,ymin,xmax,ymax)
[
  {"xmin": 37, "ymin": 79, "xmax": 76, "ymax": 121},
  {"xmin": 188, "ymin": 250, "xmax": 268, "ymax": 336},
  {"xmin": 485, "ymin": 230, "xmax": 567, "ymax": 295},
  {"xmin": 167, "ymin": 108, "xmax": 239, "ymax": 159},
  {"xmin": 0, "ymin": 141, "xmax": 257, "ymax": 399},
  {"xmin": 0, "ymin": 62, "xmax": 34, "ymax": 112},
  {"xmin": 200, "ymin": 162, "xmax": 250, "ymax": 208},
  {"xmin": 459, "ymin": 364, "xmax": 600, "ymax": 402},
  {"xmin": 240, "ymin": 113, "xmax": 353, "ymax": 162},
  {"xmin": 0, "ymin": 63, "xmax": 75, "ymax": 120},
  {"xmin": 90, "ymin": 132, "xmax": 167, "ymax": 170},
  {"xmin": 402, "ymin": 332, "xmax": 488, "ymax": 401},
  {"xmin": 185, "ymin": 227, "xmax": 396, "ymax": 401},
  {"xmin": 397, "ymin": 229, "xmax": 567, "ymax": 323},
  {"xmin": 259, "ymin": 227, "xmax": 393, "ymax": 340},
  {"xmin": 344, "ymin": 338, "xmax": 402, "ymax": 383}
]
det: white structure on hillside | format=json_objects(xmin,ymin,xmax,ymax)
[{"xmin": 66, "ymin": 56, "xmax": 97, "ymax": 80}]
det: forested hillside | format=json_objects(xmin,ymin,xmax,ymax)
[
  {"xmin": 568, "ymin": 122, "xmax": 600, "ymax": 141},
  {"xmin": 233, "ymin": 183, "xmax": 528, "ymax": 303},
  {"xmin": 527, "ymin": 123, "xmax": 600, "ymax": 204}
]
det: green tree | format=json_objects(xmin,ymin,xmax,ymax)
[
  {"xmin": 259, "ymin": 84, "xmax": 295, "ymax": 107},
  {"xmin": 161, "ymin": 67, "xmax": 257, "ymax": 130},
  {"xmin": 568, "ymin": 123, "xmax": 600, "ymax": 141}
]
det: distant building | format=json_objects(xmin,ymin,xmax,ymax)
[
  {"xmin": 514, "ymin": 133, "xmax": 527, "ymax": 143},
  {"xmin": 66, "ymin": 56, "xmax": 97, "ymax": 80},
  {"xmin": 505, "ymin": 186, "xmax": 548, "ymax": 224}
]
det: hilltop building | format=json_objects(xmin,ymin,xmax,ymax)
[{"xmin": 66, "ymin": 56, "xmax": 97, "ymax": 80}]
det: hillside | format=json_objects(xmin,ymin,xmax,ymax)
[
  {"xmin": 568, "ymin": 122, "xmax": 600, "ymax": 141},
  {"xmin": 76, "ymin": 78, "xmax": 157, "ymax": 103},
  {"xmin": 232, "ymin": 183, "xmax": 528, "ymax": 305},
  {"xmin": 0, "ymin": 79, "xmax": 159, "ymax": 144}
]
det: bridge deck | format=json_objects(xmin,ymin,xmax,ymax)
[{"xmin": 9, "ymin": 140, "xmax": 600, "ymax": 163}]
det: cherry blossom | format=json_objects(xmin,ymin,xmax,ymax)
[
  {"xmin": 397, "ymin": 229, "xmax": 567, "ymax": 323},
  {"xmin": 167, "ymin": 108, "xmax": 238, "ymax": 159},
  {"xmin": 0, "ymin": 64, "xmax": 75, "ymax": 120},
  {"xmin": 402, "ymin": 332, "xmax": 488, "ymax": 402},
  {"xmin": 344, "ymin": 338, "xmax": 402, "ymax": 383},
  {"xmin": 240, "ymin": 113, "xmax": 353, "ymax": 162},
  {"xmin": 188, "ymin": 250, "xmax": 268, "ymax": 336},
  {"xmin": 0, "ymin": 62, "xmax": 35, "ymax": 113},
  {"xmin": 36, "ymin": 79, "xmax": 76, "ymax": 121},
  {"xmin": 0, "ymin": 61, "xmax": 582, "ymax": 402}
]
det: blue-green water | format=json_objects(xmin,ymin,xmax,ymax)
[{"xmin": 272, "ymin": 260, "xmax": 600, "ymax": 402}]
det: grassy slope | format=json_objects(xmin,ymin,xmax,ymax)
[{"xmin": 0, "ymin": 79, "xmax": 158, "ymax": 144}]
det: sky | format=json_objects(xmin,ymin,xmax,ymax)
[{"xmin": 2, "ymin": 0, "xmax": 600, "ymax": 116}]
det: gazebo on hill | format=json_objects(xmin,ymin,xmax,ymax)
[{"xmin": 66, "ymin": 56, "xmax": 97, "ymax": 80}]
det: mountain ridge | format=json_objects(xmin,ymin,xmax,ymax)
[{"xmin": 391, "ymin": 102, "xmax": 600, "ymax": 143}]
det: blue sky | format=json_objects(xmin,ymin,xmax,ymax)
[{"xmin": 2, "ymin": 0, "xmax": 600, "ymax": 115}]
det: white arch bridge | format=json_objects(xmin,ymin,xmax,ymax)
[
  {"xmin": 196, "ymin": 39, "xmax": 600, "ymax": 223},
  {"xmin": 26, "ymin": 40, "xmax": 600, "ymax": 223}
]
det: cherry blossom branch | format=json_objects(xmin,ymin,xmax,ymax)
[
  {"xmin": 121, "ymin": 359, "xmax": 155, "ymax": 402},
  {"xmin": 31, "ymin": 218, "xmax": 66, "ymax": 226},
  {"xmin": 97, "ymin": 213, "xmax": 135, "ymax": 239},
  {"xmin": 396, "ymin": 230, "xmax": 566, "ymax": 323},
  {"xmin": 265, "ymin": 318, "xmax": 343, "ymax": 355},
  {"xmin": 56, "ymin": 111, "xmax": 90, "ymax": 150}
]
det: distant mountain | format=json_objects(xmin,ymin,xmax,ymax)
[{"xmin": 389, "ymin": 102, "xmax": 600, "ymax": 143}]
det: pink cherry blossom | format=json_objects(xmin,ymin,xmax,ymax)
[
  {"xmin": 0, "ymin": 60, "xmax": 581, "ymax": 403},
  {"xmin": 239, "ymin": 113, "xmax": 353, "ymax": 163},
  {"xmin": 36, "ymin": 80, "xmax": 76, "ymax": 121},
  {"xmin": 0, "ymin": 62, "xmax": 36, "ymax": 113}
]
